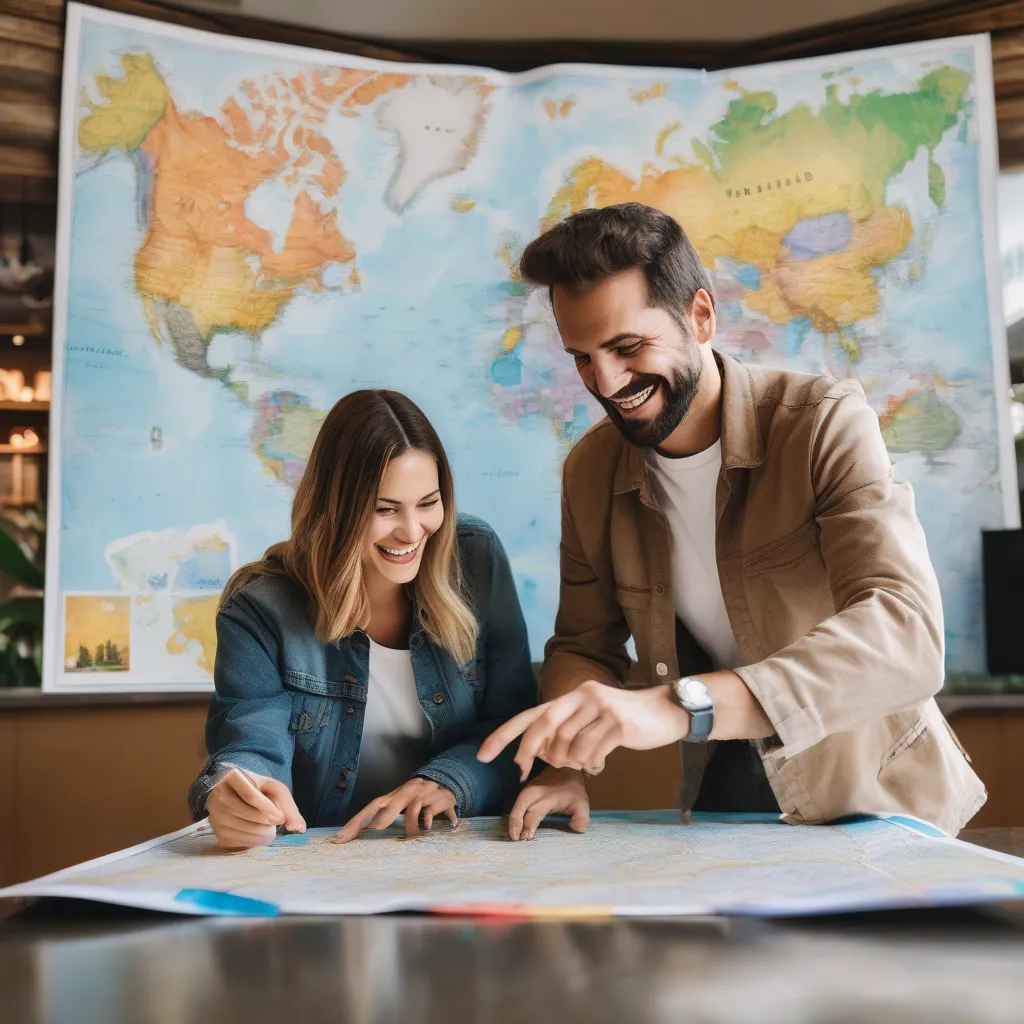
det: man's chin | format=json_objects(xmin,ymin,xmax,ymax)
[{"xmin": 605, "ymin": 407, "xmax": 660, "ymax": 448}]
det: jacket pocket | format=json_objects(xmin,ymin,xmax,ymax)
[
  {"xmin": 744, "ymin": 520, "xmax": 818, "ymax": 577},
  {"xmin": 615, "ymin": 584, "xmax": 651, "ymax": 610},
  {"xmin": 878, "ymin": 715, "xmax": 928, "ymax": 773}
]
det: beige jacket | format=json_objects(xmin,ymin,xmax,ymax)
[{"xmin": 541, "ymin": 351, "xmax": 985, "ymax": 835}]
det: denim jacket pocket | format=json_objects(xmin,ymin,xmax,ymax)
[{"xmin": 283, "ymin": 671, "xmax": 350, "ymax": 762}]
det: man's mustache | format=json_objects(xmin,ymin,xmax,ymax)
[{"xmin": 593, "ymin": 375, "xmax": 663, "ymax": 404}]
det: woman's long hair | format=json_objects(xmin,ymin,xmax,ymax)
[{"xmin": 221, "ymin": 390, "xmax": 478, "ymax": 664}]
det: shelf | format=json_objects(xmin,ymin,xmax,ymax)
[
  {"xmin": 0, "ymin": 445, "xmax": 45, "ymax": 454},
  {"xmin": 0, "ymin": 401, "xmax": 49, "ymax": 411}
]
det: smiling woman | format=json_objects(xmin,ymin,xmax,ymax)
[{"xmin": 187, "ymin": 390, "xmax": 551, "ymax": 849}]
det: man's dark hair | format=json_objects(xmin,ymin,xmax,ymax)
[{"xmin": 519, "ymin": 203, "xmax": 713, "ymax": 323}]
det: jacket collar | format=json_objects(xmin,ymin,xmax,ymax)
[{"xmin": 612, "ymin": 350, "xmax": 765, "ymax": 496}]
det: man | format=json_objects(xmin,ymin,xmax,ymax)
[{"xmin": 479, "ymin": 202, "xmax": 984, "ymax": 840}]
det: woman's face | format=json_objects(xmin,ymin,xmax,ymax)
[{"xmin": 362, "ymin": 449, "xmax": 444, "ymax": 589}]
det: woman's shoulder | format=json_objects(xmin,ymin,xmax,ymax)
[
  {"xmin": 455, "ymin": 512, "xmax": 500, "ymax": 544},
  {"xmin": 219, "ymin": 571, "xmax": 311, "ymax": 635}
]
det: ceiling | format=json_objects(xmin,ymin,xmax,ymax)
[{"xmin": 183, "ymin": 0, "xmax": 930, "ymax": 43}]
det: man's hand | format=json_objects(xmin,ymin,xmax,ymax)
[
  {"xmin": 508, "ymin": 765, "xmax": 589, "ymax": 841},
  {"xmin": 331, "ymin": 778, "xmax": 457, "ymax": 843},
  {"xmin": 207, "ymin": 768, "xmax": 306, "ymax": 849},
  {"xmin": 477, "ymin": 680, "xmax": 690, "ymax": 780}
]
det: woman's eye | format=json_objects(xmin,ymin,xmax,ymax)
[
  {"xmin": 418, "ymin": 500, "xmax": 440, "ymax": 509},
  {"xmin": 375, "ymin": 507, "xmax": 396, "ymax": 516}
]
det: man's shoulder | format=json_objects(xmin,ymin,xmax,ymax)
[{"xmin": 742, "ymin": 359, "xmax": 864, "ymax": 412}]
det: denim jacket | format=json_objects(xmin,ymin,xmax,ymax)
[{"xmin": 188, "ymin": 515, "xmax": 537, "ymax": 826}]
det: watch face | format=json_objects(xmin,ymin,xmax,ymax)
[{"xmin": 679, "ymin": 678, "xmax": 712, "ymax": 708}]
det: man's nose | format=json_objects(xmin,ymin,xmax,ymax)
[{"xmin": 591, "ymin": 356, "xmax": 628, "ymax": 399}]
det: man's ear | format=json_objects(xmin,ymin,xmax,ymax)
[{"xmin": 690, "ymin": 288, "xmax": 716, "ymax": 345}]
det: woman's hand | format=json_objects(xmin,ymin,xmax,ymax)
[
  {"xmin": 507, "ymin": 765, "xmax": 589, "ymax": 842},
  {"xmin": 331, "ymin": 778, "xmax": 457, "ymax": 843},
  {"xmin": 207, "ymin": 768, "xmax": 306, "ymax": 849}
]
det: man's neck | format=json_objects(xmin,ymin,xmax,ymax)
[{"xmin": 655, "ymin": 346, "xmax": 723, "ymax": 458}]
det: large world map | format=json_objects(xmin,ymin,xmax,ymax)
[{"xmin": 46, "ymin": 4, "xmax": 1014, "ymax": 689}]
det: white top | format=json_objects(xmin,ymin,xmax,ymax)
[
  {"xmin": 346, "ymin": 638, "xmax": 431, "ymax": 818},
  {"xmin": 647, "ymin": 440, "xmax": 742, "ymax": 671}
]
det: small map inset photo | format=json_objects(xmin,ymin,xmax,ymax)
[{"xmin": 64, "ymin": 595, "xmax": 131, "ymax": 672}]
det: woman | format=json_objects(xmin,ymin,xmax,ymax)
[{"xmin": 188, "ymin": 389, "xmax": 541, "ymax": 847}]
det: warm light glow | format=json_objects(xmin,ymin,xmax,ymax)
[
  {"xmin": 22, "ymin": 428, "xmax": 39, "ymax": 447},
  {"xmin": 19, "ymin": 386, "xmax": 34, "ymax": 402},
  {"xmin": 11, "ymin": 335, "xmax": 24, "ymax": 346}
]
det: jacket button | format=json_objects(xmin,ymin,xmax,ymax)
[
  {"xmin": 655, "ymin": 583, "xmax": 666, "ymax": 596},
  {"xmin": 411, "ymin": 633, "xmax": 424, "ymax": 650},
  {"xmin": 346, "ymin": 706, "xmax": 355, "ymax": 714},
  {"xmin": 433, "ymin": 692, "xmax": 446, "ymax": 705},
  {"xmin": 656, "ymin": 662, "xmax": 669, "ymax": 676}
]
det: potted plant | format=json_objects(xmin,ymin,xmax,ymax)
[{"xmin": 0, "ymin": 503, "xmax": 45, "ymax": 687}]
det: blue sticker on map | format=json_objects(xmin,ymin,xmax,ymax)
[{"xmin": 174, "ymin": 888, "xmax": 280, "ymax": 916}]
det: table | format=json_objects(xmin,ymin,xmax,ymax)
[{"xmin": 1, "ymin": 829, "xmax": 1022, "ymax": 1024}]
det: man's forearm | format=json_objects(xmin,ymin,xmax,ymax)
[{"xmin": 700, "ymin": 670, "xmax": 774, "ymax": 741}]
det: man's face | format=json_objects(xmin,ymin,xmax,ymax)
[{"xmin": 553, "ymin": 268, "xmax": 706, "ymax": 448}]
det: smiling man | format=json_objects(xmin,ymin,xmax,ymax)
[{"xmin": 479, "ymin": 202, "xmax": 985, "ymax": 839}]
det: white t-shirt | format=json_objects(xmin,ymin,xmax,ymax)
[
  {"xmin": 647, "ymin": 440, "xmax": 742, "ymax": 670},
  {"xmin": 346, "ymin": 638, "xmax": 431, "ymax": 817}
]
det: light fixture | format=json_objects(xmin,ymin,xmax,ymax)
[{"xmin": 12, "ymin": 335, "xmax": 24, "ymax": 346}]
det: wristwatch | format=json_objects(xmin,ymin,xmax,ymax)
[{"xmin": 668, "ymin": 676, "xmax": 715, "ymax": 742}]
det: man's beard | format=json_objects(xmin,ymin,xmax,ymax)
[{"xmin": 592, "ymin": 362, "xmax": 703, "ymax": 448}]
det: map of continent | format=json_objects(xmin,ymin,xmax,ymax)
[{"xmin": 48, "ymin": 5, "xmax": 1013, "ymax": 688}]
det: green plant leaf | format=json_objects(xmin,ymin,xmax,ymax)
[
  {"xmin": 0, "ymin": 597, "xmax": 43, "ymax": 627},
  {"xmin": 0, "ymin": 527, "xmax": 44, "ymax": 588}
]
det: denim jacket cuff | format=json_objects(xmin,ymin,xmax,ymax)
[
  {"xmin": 414, "ymin": 758, "xmax": 478, "ymax": 818},
  {"xmin": 187, "ymin": 758, "xmax": 240, "ymax": 820},
  {"xmin": 187, "ymin": 753, "xmax": 290, "ymax": 820}
]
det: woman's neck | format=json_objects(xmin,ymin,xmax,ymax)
[{"xmin": 363, "ymin": 574, "xmax": 413, "ymax": 650}]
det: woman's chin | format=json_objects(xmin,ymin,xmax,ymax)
[{"xmin": 374, "ymin": 554, "xmax": 422, "ymax": 585}]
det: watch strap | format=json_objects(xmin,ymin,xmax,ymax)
[{"xmin": 684, "ymin": 705, "xmax": 715, "ymax": 743}]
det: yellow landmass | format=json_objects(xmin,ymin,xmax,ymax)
[
  {"xmin": 542, "ymin": 98, "xmax": 576, "ymax": 120},
  {"xmin": 196, "ymin": 537, "xmax": 229, "ymax": 552},
  {"xmin": 656, "ymin": 122, "xmax": 682, "ymax": 156},
  {"xmin": 503, "ymin": 326, "xmax": 523, "ymax": 351},
  {"xmin": 167, "ymin": 595, "xmax": 219, "ymax": 675},
  {"xmin": 78, "ymin": 53, "xmax": 169, "ymax": 154},
  {"xmin": 452, "ymin": 197, "xmax": 478, "ymax": 212},
  {"xmin": 632, "ymin": 82, "xmax": 668, "ymax": 104}
]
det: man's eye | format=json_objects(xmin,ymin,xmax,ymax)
[
  {"xmin": 573, "ymin": 353, "xmax": 589, "ymax": 364},
  {"xmin": 617, "ymin": 341, "xmax": 643, "ymax": 356}
]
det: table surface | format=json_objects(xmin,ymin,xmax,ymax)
[{"xmin": 1, "ymin": 828, "xmax": 1022, "ymax": 1024}]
